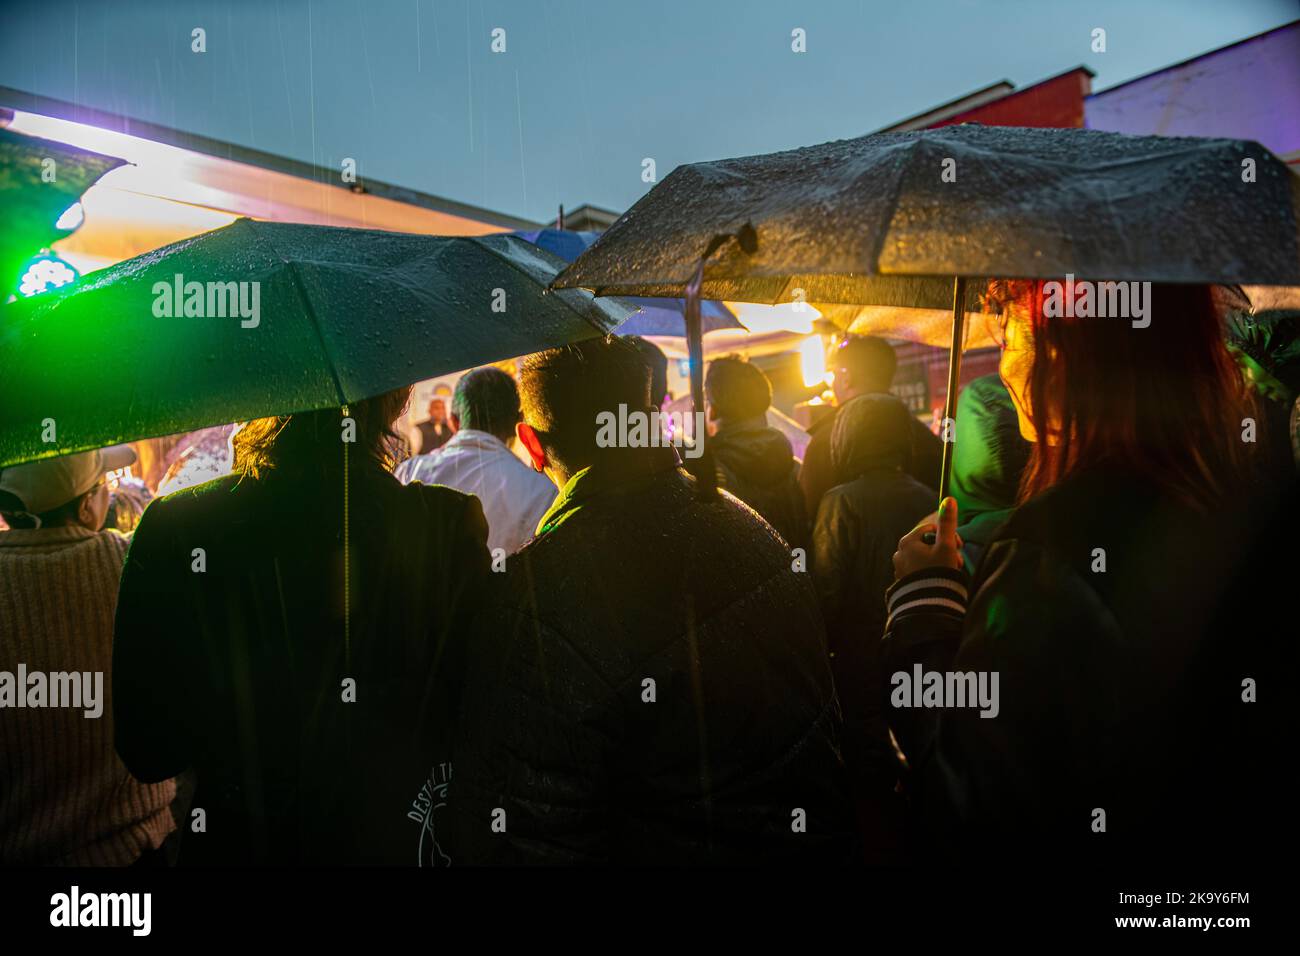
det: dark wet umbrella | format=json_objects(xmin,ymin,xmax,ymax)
[
  {"xmin": 0, "ymin": 218, "xmax": 632, "ymax": 468},
  {"xmin": 514, "ymin": 227, "xmax": 745, "ymax": 336},
  {"xmin": 554, "ymin": 124, "xmax": 1300, "ymax": 497},
  {"xmin": 0, "ymin": 127, "xmax": 126, "ymax": 290}
]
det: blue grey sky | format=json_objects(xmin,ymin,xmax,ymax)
[{"xmin": 1, "ymin": 0, "xmax": 1294, "ymax": 224}]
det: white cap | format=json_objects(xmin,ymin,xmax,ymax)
[{"xmin": 0, "ymin": 445, "xmax": 137, "ymax": 520}]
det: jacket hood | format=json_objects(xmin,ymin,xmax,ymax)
[
  {"xmin": 950, "ymin": 374, "xmax": 1031, "ymax": 520},
  {"xmin": 830, "ymin": 394, "xmax": 912, "ymax": 483},
  {"xmin": 711, "ymin": 422, "xmax": 797, "ymax": 487}
]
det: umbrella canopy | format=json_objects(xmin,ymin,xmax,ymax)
[
  {"xmin": 0, "ymin": 218, "xmax": 632, "ymax": 468},
  {"xmin": 553, "ymin": 124, "xmax": 1300, "ymax": 299},
  {"xmin": 515, "ymin": 227, "xmax": 745, "ymax": 337},
  {"xmin": 554, "ymin": 124, "xmax": 1300, "ymax": 497},
  {"xmin": 0, "ymin": 128, "xmax": 127, "ymax": 290}
]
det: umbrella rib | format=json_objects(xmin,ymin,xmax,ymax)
[
  {"xmin": 249, "ymin": 222, "xmax": 350, "ymax": 406},
  {"xmin": 865, "ymin": 137, "xmax": 925, "ymax": 282},
  {"xmin": 766, "ymin": 141, "xmax": 922, "ymax": 307},
  {"xmin": 474, "ymin": 235, "xmax": 622, "ymax": 336}
]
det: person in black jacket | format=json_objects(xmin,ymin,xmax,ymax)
[
  {"xmin": 626, "ymin": 335, "xmax": 671, "ymax": 409},
  {"xmin": 883, "ymin": 280, "xmax": 1272, "ymax": 867},
  {"xmin": 799, "ymin": 335, "xmax": 943, "ymax": 518},
  {"xmin": 811, "ymin": 393, "xmax": 934, "ymax": 858},
  {"xmin": 414, "ymin": 396, "xmax": 454, "ymax": 454},
  {"xmin": 113, "ymin": 387, "xmax": 491, "ymax": 865},
  {"xmin": 705, "ymin": 356, "xmax": 808, "ymax": 550},
  {"xmin": 448, "ymin": 336, "xmax": 853, "ymax": 865}
]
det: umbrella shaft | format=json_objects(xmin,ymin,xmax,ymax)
[{"xmin": 938, "ymin": 276, "xmax": 967, "ymax": 504}]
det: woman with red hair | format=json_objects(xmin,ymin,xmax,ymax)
[{"xmin": 882, "ymin": 279, "xmax": 1278, "ymax": 865}]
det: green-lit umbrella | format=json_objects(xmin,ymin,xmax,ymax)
[
  {"xmin": 553, "ymin": 124, "xmax": 1300, "ymax": 498},
  {"xmin": 0, "ymin": 218, "xmax": 632, "ymax": 467},
  {"xmin": 0, "ymin": 127, "xmax": 127, "ymax": 292}
]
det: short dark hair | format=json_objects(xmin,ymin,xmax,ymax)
[
  {"xmin": 705, "ymin": 356, "xmax": 772, "ymax": 422},
  {"xmin": 834, "ymin": 336, "xmax": 897, "ymax": 392},
  {"xmin": 518, "ymin": 336, "xmax": 650, "ymax": 472},
  {"xmin": 452, "ymin": 366, "xmax": 521, "ymax": 441},
  {"xmin": 626, "ymin": 336, "xmax": 670, "ymax": 407}
]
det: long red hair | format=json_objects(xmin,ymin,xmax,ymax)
[{"xmin": 985, "ymin": 280, "xmax": 1254, "ymax": 512}]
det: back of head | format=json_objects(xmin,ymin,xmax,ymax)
[
  {"xmin": 986, "ymin": 278, "xmax": 1253, "ymax": 511},
  {"xmin": 518, "ymin": 336, "xmax": 651, "ymax": 474},
  {"xmin": 0, "ymin": 445, "xmax": 133, "ymax": 530},
  {"xmin": 833, "ymin": 336, "xmax": 897, "ymax": 395},
  {"xmin": 705, "ymin": 356, "xmax": 772, "ymax": 424},
  {"xmin": 452, "ymin": 366, "xmax": 521, "ymax": 442},
  {"xmin": 951, "ymin": 374, "xmax": 1031, "ymax": 519},
  {"xmin": 626, "ymin": 335, "xmax": 670, "ymax": 409},
  {"xmin": 233, "ymin": 385, "xmax": 412, "ymax": 481},
  {"xmin": 830, "ymin": 393, "xmax": 913, "ymax": 483}
]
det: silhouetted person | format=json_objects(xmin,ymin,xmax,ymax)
[
  {"xmin": 113, "ymin": 388, "xmax": 490, "ymax": 865},
  {"xmin": 886, "ymin": 280, "xmax": 1267, "ymax": 866},
  {"xmin": 811, "ymin": 394, "xmax": 933, "ymax": 860},
  {"xmin": 706, "ymin": 356, "xmax": 808, "ymax": 549},
  {"xmin": 800, "ymin": 336, "xmax": 942, "ymax": 518},
  {"xmin": 415, "ymin": 397, "xmax": 453, "ymax": 454},
  {"xmin": 627, "ymin": 335, "xmax": 670, "ymax": 409},
  {"xmin": 1, "ymin": 446, "xmax": 176, "ymax": 865},
  {"xmin": 448, "ymin": 336, "xmax": 853, "ymax": 864}
]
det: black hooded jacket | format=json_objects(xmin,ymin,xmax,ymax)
[
  {"xmin": 811, "ymin": 396, "xmax": 935, "ymax": 795},
  {"xmin": 710, "ymin": 418, "xmax": 809, "ymax": 550}
]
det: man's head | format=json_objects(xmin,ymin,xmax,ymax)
[
  {"xmin": 626, "ymin": 335, "xmax": 670, "ymax": 409},
  {"xmin": 831, "ymin": 335, "xmax": 897, "ymax": 404},
  {"xmin": 516, "ymin": 336, "xmax": 651, "ymax": 485},
  {"xmin": 427, "ymin": 397, "xmax": 447, "ymax": 422},
  {"xmin": 451, "ymin": 366, "xmax": 522, "ymax": 443},
  {"xmin": 0, "ymin": 445, "xmax": 135, "ymax": 531},
  {"xmin": 705, "ymin": 356, "xmax": 772, "ymax": 426}
]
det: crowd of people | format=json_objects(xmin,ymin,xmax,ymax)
[{"xmin": 0, "ymin": 279, "xmax": 1291, "ymax": 866}]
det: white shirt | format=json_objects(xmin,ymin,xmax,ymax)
[{"xmin": 395, "ymin": 429, "xmax": 557, "ymax": 555}]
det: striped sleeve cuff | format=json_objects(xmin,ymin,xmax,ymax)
[{"xmin": 885, "ymin": 567, "xmax": 970, "ymax": 629}]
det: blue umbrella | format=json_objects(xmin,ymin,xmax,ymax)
[{"xmin": 514, "ymin": 228, "xmax": 745, "ymax": 337}]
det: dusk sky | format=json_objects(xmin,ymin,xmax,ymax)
[{"xmin": 1, "ymin": 0, "xmax": 1294, "ymax": 224}]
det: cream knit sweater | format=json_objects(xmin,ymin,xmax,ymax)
[{"xmin": 0, "ymin": 525, "xmax": 175, "ymax": 865}]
